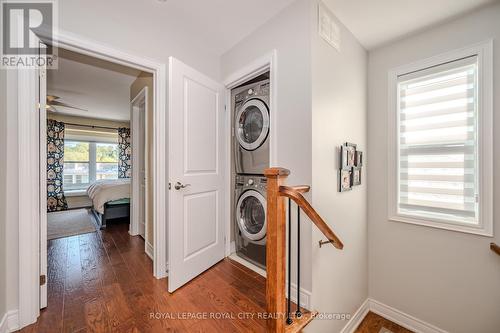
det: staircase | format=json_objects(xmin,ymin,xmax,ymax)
[{"xmin": 264, "ymin": 167, "xmax": 344, "ymax": 333}]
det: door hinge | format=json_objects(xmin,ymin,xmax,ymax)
[
  {"xmin": 40, "ymin": 274, "xmax": 46, "ymax": 286},
  {"xmin": 168, "ymin": 182, "xmax": 171, "ymax": 190}
]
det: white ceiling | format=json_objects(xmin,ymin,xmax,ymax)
[
  {"xmin": 60, "ymin": 0, "xmax": 297, "ymax": 59},
  {"xmin": 323, "ymin": 0, "xmax": 496, "ymax": 49},
  {"xmin": 149, "ymin": 0, "xmax": 297, "ymax": 55},
  {"xmin": 47, "ymin": 49, "xmax": 141, "ymax": 121},
  {"xmin": 158, "ymin": 0, "xmax": 496, "ymax": 54}
]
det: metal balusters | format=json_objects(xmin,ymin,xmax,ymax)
[
  {"xmin": 296, "ymin": 205, "xmax": 301, "ymax": 318},
  {"xmin": 286, "ymin": 200, "xmax": 303, "ymax": 325},
  {"xmin": 286, "ymin": 198, "xmax": 293, "ymax": 325}
]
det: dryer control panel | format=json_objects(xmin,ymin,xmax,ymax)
[
  {"xmin": 234, "ymin": 80, "xmax": 270, "ymax": 104},
  {"xmin": 235, "ymin": 175, "xmax": 267, "ymax": 192}
]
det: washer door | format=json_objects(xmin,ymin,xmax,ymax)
[
  {"xmin": 236, "ymin": 190, "xmax": 267, "ymax": 242},
  {"xmin": 235, "ymin": 99, "xmax": 270, "ymax": 151}
]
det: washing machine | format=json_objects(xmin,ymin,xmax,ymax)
[
  {"xmin": 234, "ymin": 174, "xmax": 267, "ymax": 269},
  {"xmin": 233, "ymin": 79, "xmax": 270, "ymax": 175}
]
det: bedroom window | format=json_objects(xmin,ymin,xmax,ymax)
[
  {"xmin": 388, "ymin": 41, "xmax": 493, "ymax": 236},
  {"xmin": 64, "ymin": 141, "xmax": 119, "ymax": 190},
  {"xmin": 64, "ymin": 141, "xmax": 90, "ymax": 190},
  {"xmin": 96, "ymin": 143, "xmax": 119, "ymax": 180}
]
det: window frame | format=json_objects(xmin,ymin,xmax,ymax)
[
  {"xmin": 387, "ymin": 40, "xmax": 493, "ymax": 237},
  {"xmin": 63, "ymin": 140, "xmax": 119, "ymax": 191}
]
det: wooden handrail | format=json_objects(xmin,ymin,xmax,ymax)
[
  {"xmin": 491, "ymin": 243, "xmax": 500, "ymax": 256},
  {"xmin": 279, "ymin": 186, "xmax": 343, "ymax": 249},
  {"xmin": 264, "ymin": 167, "xmax": 344, "ymax": 333},
  {"xmin": 280, "ymin": 185, "xmax": 310, "ymax": 194}
]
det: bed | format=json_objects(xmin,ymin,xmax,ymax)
[{"xmin": 87, "ymin": 178, "xmax": 131, "ymax": 229}]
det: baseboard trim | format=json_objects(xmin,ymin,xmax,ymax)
[
  {"xmin": 369, "ymin": 299, "xmax": 448, "ymax": 333},
  {"xmin": 340, "ymin": 299, "xmax": 370, "ymax": 333},
  {"xmin": 341, "ymin": 298, "xmax": 448, "ymax": 333},
  {"xmin": 145, "ymin": 241, "xmax": 154, "ymax": 260},
  {"xmin": 0, "ymin": 310, "xmax": 19, "ymax": 333},
  {"xmin": 288, "ymin": 282, "xmax": 312, "ymax": 311}
]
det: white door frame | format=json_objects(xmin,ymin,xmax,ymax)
[
  {"xmin": 17, "ymin": 30, "xmax": 168, "ymax": 327},
  {"xmin": 130, "ymin": 86, "xmax": 148, "ymax": 239},
  {"xmin": 222, "ymin": 50, "xmax": 277, "ymax": 256},
  {"xmin": 38, "ymin": 44, "xmax": 48, "ymax": 310}
]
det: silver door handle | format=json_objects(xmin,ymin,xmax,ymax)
[{"xmin": 174, "ymin": 182, "xmax": 190, "ymax": 190}]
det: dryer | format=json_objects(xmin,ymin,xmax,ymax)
[
  {"xmin": 233, "ymin": 79, "xmax": 270, "ymax": 175},
  {"xmin": 234, "ymin": 175, "xmax": 267, "ymax": 269}
]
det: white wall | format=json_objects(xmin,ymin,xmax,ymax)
[
  {"xmin": 221, "ymin": 0, "xmax": 314, "ymax": 294},
  {"xmin": 368, "ymin": 3, "xmax": 500, "ymax": 332},
  {"xmin": 59, "ymin": 0, "xmax": 220, "ymax": 80},
  {"xmin": 307, "ymin": 1, "xmax": 368, "ymax": 332}
]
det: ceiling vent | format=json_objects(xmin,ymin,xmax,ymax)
[{"xmin": 318, "ymin": 2, "xmax": 341, "ymax": 51}]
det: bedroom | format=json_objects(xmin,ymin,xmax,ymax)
[{"xmin": 45, "ymin": 47, "xmax": 154, "ymax": 260}]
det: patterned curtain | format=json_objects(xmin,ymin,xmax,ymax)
[
  {"xmin": 118, "ymin": 127, "xmax": 131, "ymax": 178},
  {"xmin": 47, "ymin": 119, "xmax": 68, "ymax": 212}
]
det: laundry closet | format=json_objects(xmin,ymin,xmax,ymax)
[{"xmin": 230, "ymin": 72, "xmax": 271, "ymax": 272}]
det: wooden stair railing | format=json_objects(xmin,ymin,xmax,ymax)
[
  {"xmin": 279, "ymin": 185, "xmax": 343, "ymax": 250},
  {"xmin": 264, "ymin": 167, "xmax": 344, "ymax": 333}
]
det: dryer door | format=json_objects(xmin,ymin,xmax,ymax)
[
  {"xmin": 235, "ymin": 99, "xmax": 270, "ymax": 151},
  {"xmin": 236, "ymin": 189, "xmax": 267, "ymax": 242}
]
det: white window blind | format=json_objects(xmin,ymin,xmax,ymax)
[{"xmin": 397, "ymin": 56, "xmax": 478, "ymax": 225}]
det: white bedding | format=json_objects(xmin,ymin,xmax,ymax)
[{"xmin": 86, "ymin": 178, "xmax": 131, "ymax": 214}]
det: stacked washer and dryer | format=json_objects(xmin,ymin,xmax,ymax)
[{"xmin": 232, "ymin": 76, "xmax": 270, "ymax": 270}]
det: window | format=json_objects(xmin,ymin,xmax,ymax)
[
  {"xmin": 388, "ymin": 41, "xmax": 493, "ymax": 236},
  {"xmin": 96, "ymin": 143, "xmax": 119, "ymax": 180},
  {"xmin": 63, "ymin": 141, "xmax": 119, "ymax": 190},
  {"xmin": 64, "ymin": 141, "xmax": 90, "ymax": 190}
]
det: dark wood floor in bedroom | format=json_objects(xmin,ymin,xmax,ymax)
[{"xmin": 19, "ymin": 220, "xmax": 268, "ymax": 333}]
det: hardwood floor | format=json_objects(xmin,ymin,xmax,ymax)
[
  {"xmin": 355, "ymin": 312, "xmax": 414, "ymax": 333},
  {"xmin": 20, "ymin": 220, "xmax": 267, "ymax": 333}
]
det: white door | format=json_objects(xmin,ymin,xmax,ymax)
[
  {"xmin": 131, "ymin": 88, "xmax": 148, "ymax": 239},
  {"xmin": 168, "ymin": 57, "xmax": 226, "ymax": 292},
  {"xmin": 138, "ymin": 99, "xmax": 146, "ymax": 238}
]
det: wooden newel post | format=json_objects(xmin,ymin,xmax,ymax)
[{"xmin": 264, "ymin": 167, "xmax": 290, "ymax": 333}]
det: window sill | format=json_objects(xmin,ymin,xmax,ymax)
[
  {"xmin": 388, "ymin": 214, "xmax": 493, "ymax": 237},
  {"xmin": 64, "ymin": 190, "xmax": 88, "ymax": 197}
]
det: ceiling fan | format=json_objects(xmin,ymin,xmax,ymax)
[{"xmin": 46, "ymin": 95, "xmax": 88, "ymax": 113}]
